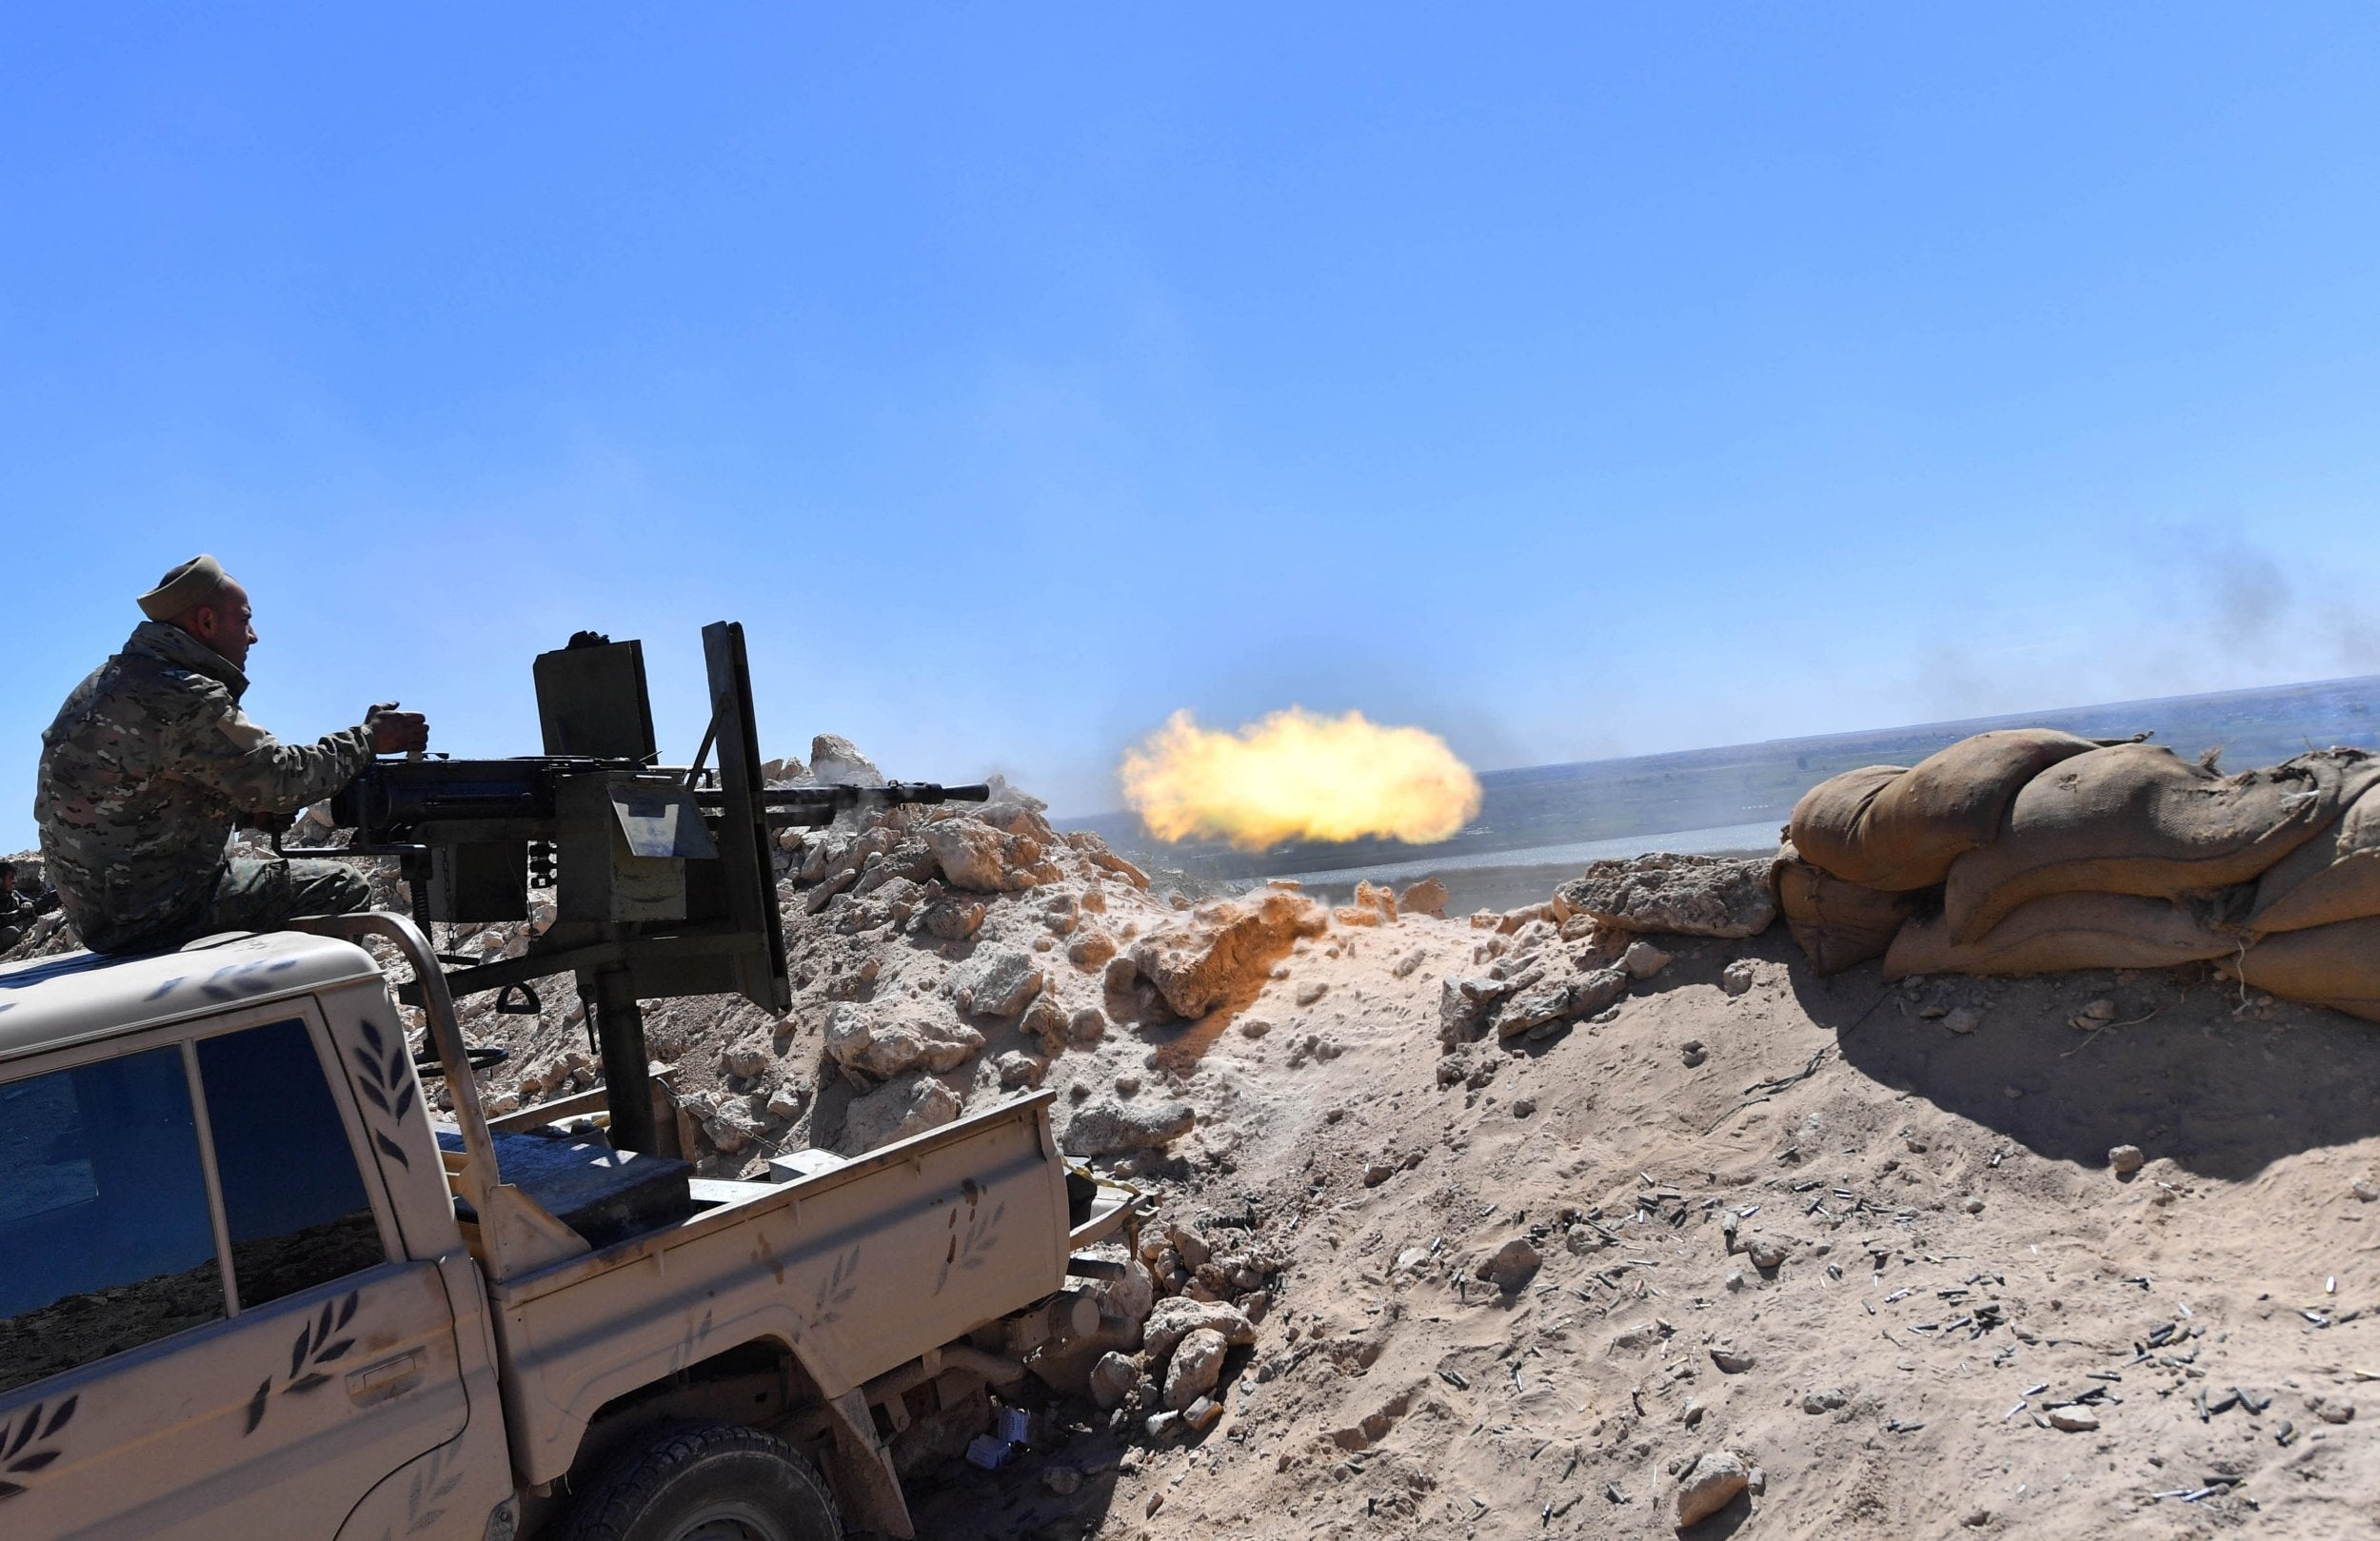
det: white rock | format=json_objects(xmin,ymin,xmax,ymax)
[
  {"xmin": 839, "ymin": 1073, "xmax": 962, "ymax": 1154},
  {"xmin": 1163, "ymin": 1326, "xmax": 1228, "ymax": 1411},
  {"xmin": 1674, "ymin": 1450, "xmax": 1751, "ymax": 1528},
  {"xmin": 823, "ymin": 1003, "xmax": 983, "ymax": 1078},
  {"xmin": 1089, "ymin": 1352, "xmax": 1140, "ymax": 1411},
  {"xmin": 1621, "ymin": 939, "xmax": 1674, "ymax": 979}
]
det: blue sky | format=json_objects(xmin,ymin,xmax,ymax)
[{"xmin": 6, "ymin": 5, "xmax": 2379, "ymax": 849}]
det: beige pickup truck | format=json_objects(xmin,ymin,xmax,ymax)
[{"xmin": 0, "ymin": 914, "xmax": 1137, "ymax": 1541}]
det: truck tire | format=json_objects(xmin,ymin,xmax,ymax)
[{"xmin": 559, "ymin": 1421, "xmax": 842, "ymax": 1541}]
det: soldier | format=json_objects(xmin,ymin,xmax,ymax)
[
  {"xmin": 0, "ymin": 860, "xmax": 46, "ymax": 951},
  {"xmin": 34, "ymin": 555, "xmax": 429, "ymax": 956}
]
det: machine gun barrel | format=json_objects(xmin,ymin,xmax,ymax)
[{"xmin": 696, "ymin": 780, "xmax": 993, "ymax": 828}]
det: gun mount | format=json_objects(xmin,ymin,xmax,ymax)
[{"xmin": 300, "ymin": 622, "xmax": 989, "ymax": 1151}]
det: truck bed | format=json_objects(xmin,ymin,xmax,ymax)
[{"xmin": 477, "ymin": 1090, "xmax": 1081, "ymax": 1488}]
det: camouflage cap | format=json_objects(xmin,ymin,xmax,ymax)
[{"xmin": 137, "ymin": 554, "xmax": 228, "ymax": 621}]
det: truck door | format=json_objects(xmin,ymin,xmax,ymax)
[{"xmin": 0, "ymin": 1009, "xmax": 473, "ymax": 1541}]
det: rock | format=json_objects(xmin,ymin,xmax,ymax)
[
  {"xmin": 1294, "ymin": 980, "xmax": 1329, "ymax": 1007},
  {"xmin": 923, "ymin": 817, "xmax": 1055, "ymax": 893},
  {"xmin": 840, "ymin": 1072, "xmax": 962, "ymax": 1154},
  {"xmin": 1088, "ymin": 1352, "xmax": 1140, "ymax": 1411},
  {"xmin": 764, "ymin": 1083, "xmax": 808, "ymax": 1120},
  {"xmin": 1181, "ymin": 1394, "xmax": 1223, "ymax": 1432},
  {"xmin": 722, "ymin": 1038, "xmax": 771, "ymax": 1078},
  {"xmin": 1238, "ymin": 1016, "xmax": 1273, "ymax": 1038},
  {"xmin": 1018, "ymin": 989, "xmax": 1068, "ymax": 1049},
  {"xmin": 1942, "ymin": 1006, "xmax": 1983, "ymax": 1035},
  {"xmin": 921, "ymin": 898, "xmax": 987, "ymax": 940},
  {"xmin": 808, "ymin": 734, "xmax": 884, "ymax": 788},
  {"xmin": 1364, "ymin": 1162, "xmax": 1394, "ymax": 1187},
  {"xmin": 1062, "ymin": 1098, "xmax": 1196, "ymax": 1157},
  {"xmin": 704, "ymin": 1105, "xmax": 760, "ymax": 1154},
  {"xmin": 1557, "ymin": 854, "xmax": 1776, "ymax": 939},
  {"xmin": 1674, "ymin": 1450, "xmax": 1751, "ymax": 1529},
  {"xmin": 1962, "ymin": 1196, "xmax": 1985, "ymax": 1215},
  {"xmin": 1801, "ymin": 1390, "xmax": 1847, "ymax": 1413},
  {"xmin": 2109, "ymin": 1144, "xmax": 2147, "ymax": 1176},
  {"xmin": 1113, "ymin": 1073, "xmax": 1141, "ymax": 1097},
  {"xmin": 1511, "ymin": 1096, "xmax": 1537, "ymax": 1118},
  {"xmin": 1496, "ymin": 967, "xmax": 1627, "ymax": 1038},
  {"xmin": 1622, "ymin": 939, "xmax": 1674, "ymax": 979},
  {"xmin": 951, "ymin": 950, "xmax": 1045, "ymax": 1018},
  {"xmin": 1743, "ymin": 1235, "xmax": 1788, "ymax": 1270},
  {"xmin": 1067, "ymin": 931, "xmax": 1119, "ymax": 970},
  {"xmin": 1400, "ymin": 877, "xmax": 1450, "ymax": 918},
  {"xmin": 2313, "ymin": 1396, "xmax": 2357, "ymax": 1425},
  {"xmin": 1130, "ymin": 892, "xmax": 1328, "ymax": 1018},
  {"xmin": 1484, "ymin": 1236, "xmax": 1541, "ymax": 1291},
  {"xmin": 1438, "ymin": 974, "xmax": 1517, "ymax": 1046},
  {"xmin": 2046, "ymin": 1405, "xmax": 2099, "ymax": 1432},
  {"xmin": 1042, "ymin": 1466, "xmax": 1083, "ymax": 1496},
  {"xmin": 997, "ymin": 1051, "xmax": 1046, "ymax": 1090},
  {"xmin": 1718, "ymin": 959, "xmax": 1756, "ymax": 997},
  {"xmin": 1709, "ymin": 1344, "xmax": 1755, "ymax": 1373},
  {"xmin": 1066, "ymin": 1006, "xmax": 1108, "ymax": 1045},
  {"xmin": 823, "ymin": 1003, "xmax": 984, "ymax": 1078},
  {"xmin": 1681, "ymin": 1043, "xmax": 1708, "ymax": 1068},
  {"xmin": 2355, "ymin": 1176, "xmax": 2380, "ymax": 1203},
  {"xmin": 1144, "ymin": 1301, "xmax": 1257, "ymax": 1381},
  {"xmin": 1163, "ymin": 1327, "xmax": 1229, "ymax": 1410}
]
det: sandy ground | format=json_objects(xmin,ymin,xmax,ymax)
[{"xmin": 899, "ymin": 909, "xmax": 2380, "ymax": 1540}]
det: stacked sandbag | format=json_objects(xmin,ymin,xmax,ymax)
[
  {"xmin": 1789, "ymin": 729, "xmax": 2105, "ymax": 891},
  {"xmin": 2240, "ymin": 779, "xmax": 2380, "ymax": 934},
  {"xmin": 1773, "ymin": 841, "xmax": 1919, "ymax": 977},
  {"xmin": 1776, "ymin": 728, "xmax": 2109, "ymax": 974},
  {"xmin": 2219, "ymin": 916, "xmax": 2380, "ymax": 1022},
  {"xmin": 1775, "ymin": 724, "xmax": 2380, "ymax": 1023},
  {"xmin": 1940, "ymin": 744, "xmax": 2380, "ymax": 942},
  {"xmin": 1883, "ymin": 892, "xmax": 2238, "ymax": 979}
]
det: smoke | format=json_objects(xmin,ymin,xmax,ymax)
[
  {"xmin": 1120, "ymin": 708, "xmax": 1484, "ymax": 850},
  {"xmin": 1883, "ymin": 531, "xmax": 2380, "ymax": 727}
]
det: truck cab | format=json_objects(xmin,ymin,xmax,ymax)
[{"xmin": 0, "ymin": 920, "xmax": 1136, "ymax": 1541}]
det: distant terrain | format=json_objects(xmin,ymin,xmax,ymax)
[{"xmin": 1076, "ymin": 674, "xmax": 2380, "ymax": 886}]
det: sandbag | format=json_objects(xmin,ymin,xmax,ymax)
[
  {"xmin": 2244, "ymin": 780, "xmax": 2380, "ymax": 935},
  {"xmin": 1883, "ymin": 891, "xmax": 2239, "ymax": 979},
  {"xmin": 1789, "ymin": 730, "xmax": 2104, "ymax": 892},
  {"xmin": 1774, "ymin": 841, "xmax": 1918, "ymax": 977},
  {"xmin": 2223, "ymin": 916, "xmax": 2380, "ymax": 1022},
  {"xmin": 1785, "ymin": 764, "xmax": 1907, "ymax": 885},
  {"xmin": 1940, "ymin": 745, "xmax": 2380, "ymax": 944}
]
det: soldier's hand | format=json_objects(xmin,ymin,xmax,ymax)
[{"xmin": 367, "ymin": 701, "xmax": 430, "ymax": 755}]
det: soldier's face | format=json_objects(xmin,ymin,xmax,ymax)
[{"xmin": 196, "ymin": 579, "xmax": 258, "ymax": 669}]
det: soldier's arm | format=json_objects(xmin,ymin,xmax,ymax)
[{"xmin": 170, "ymin": 682, "xmax": 379, "ymax": 816}]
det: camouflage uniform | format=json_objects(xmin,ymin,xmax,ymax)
[{"xmin": 35, "ymin": 621, "xmax": 379, "ymax": 955}]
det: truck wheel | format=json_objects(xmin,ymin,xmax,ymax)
[{"xmin": 561, "ymin": 1421, "xmax": 842, "ymax": 1541}]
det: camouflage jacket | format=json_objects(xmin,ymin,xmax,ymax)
[{"xmin": 35, "ymin": 622, "xmax": 376, "ymax": 953}]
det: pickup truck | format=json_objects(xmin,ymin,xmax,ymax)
[{"xmin": 0, "ymin": 912, "xmax": 1138, "ymax": 1541}]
